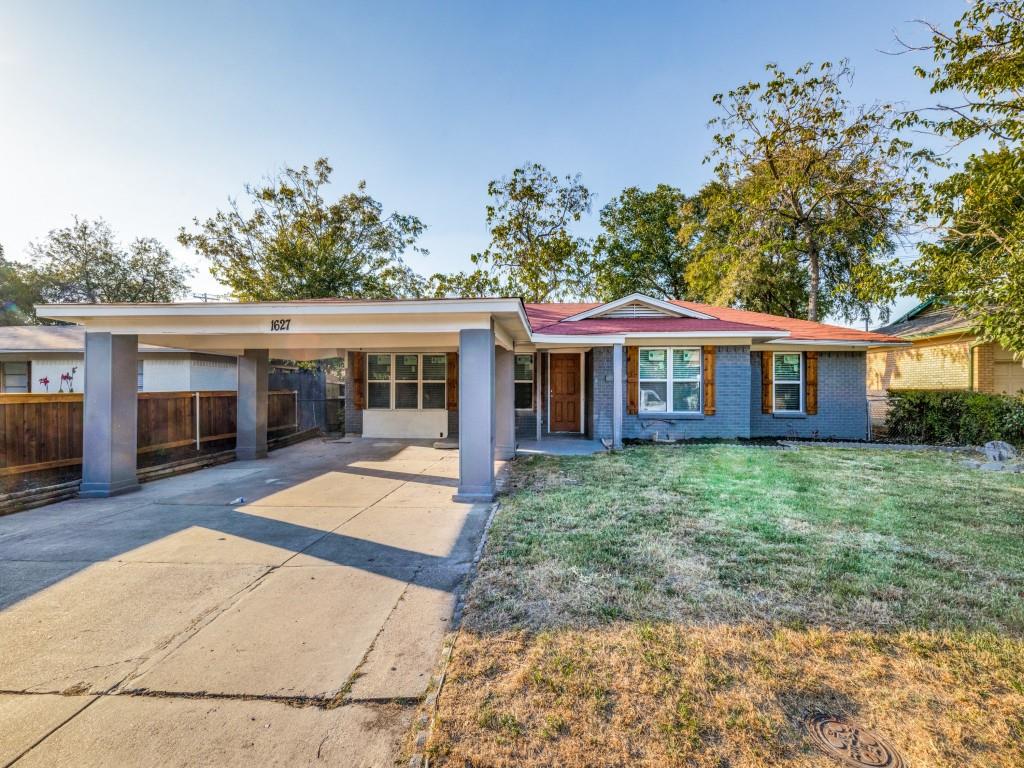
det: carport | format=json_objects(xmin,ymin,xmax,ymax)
[{"xmin": 36, "ymin": 298, "xmax": 533, "ymax": 502}]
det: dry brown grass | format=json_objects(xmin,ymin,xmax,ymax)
[
  {"xmin": 427, "ymin": 446, "xmax": 1024, "ymax": 767},
  {"xmin": 431, "ymin": 624, "xmax": 1024, "ymax": 767}
]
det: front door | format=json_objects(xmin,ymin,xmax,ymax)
[{"xmin": 549, "ymin": 353, "xmax": 581, "ymax": 432}]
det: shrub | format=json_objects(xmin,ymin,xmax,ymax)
[{"xmin": 885, "ymin": 389, "xmax": 1024, "ymax": 446}]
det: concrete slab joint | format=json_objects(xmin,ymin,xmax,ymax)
[
  {"xmin": 80, "ymin": 332, "xmax": 140, "ymax": 498},
  {"xmin": 454, "ymin": 326, "xmax": 495, "ymax": 502}
]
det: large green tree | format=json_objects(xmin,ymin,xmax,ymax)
[
  {"xmin": 0, "ymin": 244, "xmax": 43, "ymax": 325},
  {"xmin": 592, "ymin": 185, "xmax": 701, "ymax": 302},
  {"xmin": 902, "ymin": 1, "xmax": 1024, "ymax": 353},
  {"xmin": 703, "ymin": 60, "xmax": 925, "ymax": 322},
  {"xmin": 179, "ymin": 158, "xmax": 426, "ymax": 301},
  {"xmin": 27, "ymin": 218, "xmax": 192, "ymax": 307},
  {"xmin": 429, "ymin": 163, "xmax": 594, "ymax": 302},
  {"xmin": 685, "ymin": 181, "xmax": 811, "ymax": 317}
]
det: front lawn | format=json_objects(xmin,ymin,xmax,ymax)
[{"xmin": 428, "ymin": 445, "xmax": 1024, "ymax": 767}]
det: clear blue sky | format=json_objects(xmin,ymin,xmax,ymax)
[{"xmin": 0, "ymin": 0, "xmax": 966, "ymax": 322}]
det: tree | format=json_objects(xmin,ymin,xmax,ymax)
[
  {"xmin": 434, "ymin": 163, "xmax": 594, "ymax": 302},
  {"xmin": 27, "ymin": 218, "xmax": 193, "ymax": 306},
  {"xmin": 704, "ymin": 60, "xmax": 925, "ymax": 322},
  {"xmin": 591, "ymin": 185, "xmax": 702, "ymax": 301},
  {"xmin": 901, "ymin": 1, "xmax": 1024, "ymax": 353},
  {"xmin": 179, "ymin": 158, "xmax": 426, "ymax": 301},
  {"xmin": 684, "ymin": 181, "xmax": 811, "ymax": 317},
  {"xmin": 0, "ymin": 245, "xmax": 43, "ymax": 325}
]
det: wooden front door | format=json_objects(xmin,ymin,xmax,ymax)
[{"xmin": 549, "ymin": 353, "xmax": 581, "ymax": 432}]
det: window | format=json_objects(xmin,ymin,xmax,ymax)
[
  {"xmin": 394, "ymin": 354, "xmax": 418, "ymax": 409},
  {"xmin": 137, "ymin": 360, "xmax": 144, "ymax": 391},
  {"xmin": 514, "ymin": 354, "xmax": 534, "ymax": 409},
  {"xmin": 773, "ymin": 352, "xmax": 803, "ymax": 412},
  {"xmin": 367, "ymin": 354, "xmax": 392, "ymax": 409},
  {"xmin": 638, "ymin": 348, "xmax": 701, "ymax": 413},
  {"xmin": 365, "ymin": 353, "xmax": 447, "ymax": 410},
  {"xmin": 422, "ymin": 354, "xmax": 447, "ymax": 409},
  {"xmin": 1, "ymin": 362, "xmax": 28, "ymax": 393}
]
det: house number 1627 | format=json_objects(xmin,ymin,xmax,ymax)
[{"xmin": 270, "ymin": 319, "xmax": 291, "ymax": 331}]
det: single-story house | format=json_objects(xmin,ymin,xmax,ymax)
[
  {"xmin": 0, "ymin": 326, "xmax": 238, "ymax": 393},
  {"xmin": 869, "ymin": 298, "xmax": 1024, "ymax": 396},
  {"xmin": 36, "ymin": 293, "xmax": 903, "ymax": 501}
]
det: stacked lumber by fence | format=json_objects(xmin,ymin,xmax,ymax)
[{"xmin": 0, "ymin": 390, "xmax": 299, "ymax": 477}]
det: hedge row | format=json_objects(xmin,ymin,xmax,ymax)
[{"xmin": 886, "ymin": 389, "xmax": 1024, "ymax": 446}]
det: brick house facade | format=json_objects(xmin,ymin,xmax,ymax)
[
  {"xmin": 868, "ymin": 299, "xmax": 1024, "ymax": 433},
  {"xmin": 343, "ymin": 294, "xmax": 899, "ymax": 445}
]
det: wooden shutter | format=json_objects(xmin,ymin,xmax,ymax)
[
  {"xmin": 761, "ymin": 351, "xmax": 773, "ymax": 413},
  {"xmin": 446, "ymin": 352, "xmax": 459, "ymax": 410},
  {"xmin": 626, "ymin": 346, "xmax": 639, "ymax": 415},
  {"xmin": 702, "ymin": 346, "xmax": 716, "ymax": 416},
  {"xmin": 351, "ymin": 352, "xmax": 365, "ymax": 410},
  {"xmin": 805, "ymin": 351, "xmax": 818, "ymax": 415}
]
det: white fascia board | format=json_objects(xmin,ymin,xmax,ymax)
[
  {"xmin": 532, "ymin": 334, "xmax": 625, "ymax": 346},
  {"xmin": 758, "ymin": 338, "xmax": 910, "ymax": 349},
  {"xmin": 623, "ymin": 330, "xmax": 786, "ymax": 338},
  {"xmin": 531, "ymin": 330, "xmax": 788, "ymax": 345},
  {"xmin": 35, "ymin": 297, "xmax": 533, "ymax": 332},
  {"xmin": 560, "ymin": 292, "xmax": 714, "ymax": 321}
]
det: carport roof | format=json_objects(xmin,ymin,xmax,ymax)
[{"xmin": 34, "ymin": 297, "xmax": 535, "ymax": 360}]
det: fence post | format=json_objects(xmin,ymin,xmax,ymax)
[
  {"xmin": 293, "ymin": 389, "xmax": 299, "ymax": 429},
  {"xmin": 194, "ymin": 391, "xmax": 201, "ymax": 450}
]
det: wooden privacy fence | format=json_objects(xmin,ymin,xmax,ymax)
[{"xmin": 0, "ymin": 390, "xmax": 298, "ymax": 476}]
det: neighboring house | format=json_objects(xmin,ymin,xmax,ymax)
[
  {"xmin": 869, "ymin": 299, "xmax": 1024, "ymax": 396},
  {"xmin": 0, "ymin": 326, "xmax": 237, "ymax": 393},
  {"xmin": 340, "ymin": 293, "xmax": 901, "ymax": 442}
]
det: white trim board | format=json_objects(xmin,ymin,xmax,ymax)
[{"xmin": 560, "ymin": 293, "xmax": 714, "ymax": 322}]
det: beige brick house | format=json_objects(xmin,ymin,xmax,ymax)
[{"xmin": 868, "ymin": 299, "xmax": 1024, "ymax": 432}]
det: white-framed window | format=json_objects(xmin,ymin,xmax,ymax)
[
  {"xmin": 421, "ymin": 354, "xmax": 447, "ymax": 409},
  {"xmin": 773, "ymin": 352, "xmax": 803, "ymax": 413},
  {"xmin": 638, "ymin": 347, "xmax": 701, "ymax": 413},
  {"xmin": 366, "ymin": 353, "xmax": 447, "ymax": 410},
  {"xmin": 137, "ymin": 360, "xmax": 144, "ymax": 391},
  {"xmin": 514, "ymin": 354, "xmax": 534, "ymax": 410},
  {"xmin": 1, "ymin": 361, "xmax": 29, "ymax": 393}
]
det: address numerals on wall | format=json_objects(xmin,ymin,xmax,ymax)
[{"xmin": 270, "ymin": 319, "xmax": 292, "ymax": 332}]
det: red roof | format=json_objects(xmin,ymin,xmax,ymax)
[{"xmin": 524, "ymin": 300, "xmax": 900, "ymax": 344}]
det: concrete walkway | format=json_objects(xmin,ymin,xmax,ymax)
[
  {"xmin": 0, "ymin": 438, "xmax": 494, "ymax": 767},
  {"xmin": 516, "ymin": 437, "xmax": 607, "ymax": 456}
]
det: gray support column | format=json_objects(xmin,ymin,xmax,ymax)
[
  {"xmin": 80, "ymin": 332, "xmax": 140, "ymax": 497},
  {"xmin": 535, "ymin": 351, "xmax": 542, "ymax": 441},
  {"xmin": 455, "ymin": 326, "xmax": 495, "ymax": 502},
  {"xmin": 612, "ymin": 343, "xmax": 624, "ymax": 449},
  {"xmin": 495, "ymin": 346, "xmax": 516, "ymax": 460},
  {"xmin": 236, "ymin": 349, "xmax": 269, "ymax": 460}
]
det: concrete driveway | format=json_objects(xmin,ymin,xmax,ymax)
[{"xmin": 0, "ymin": 439, "xmax": 493, "ymax": 767}]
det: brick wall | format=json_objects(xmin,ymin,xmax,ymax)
[
  {"xmin": 343, "ymin": 351, "xmax": 363, "ymax": 436},
  {"xmin": 866, "ymin": 339, "xmax": 972, "ymax": 395},
  {"xmin": 618, "ymin": 345, "xmax": 753, "ymax": 440},
  {"xmin": 750, "ymin": 351, "xmax": 867, "ymax": 440},
  {"xmin": 973, "ymin": 342, "xmax": 995, "ymax": 393},
  {"xmin": 590, "ymin": 347, "xmax": 614, "ymax": 441}
]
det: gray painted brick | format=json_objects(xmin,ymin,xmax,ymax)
[{"xmin": 749, "ymin": 351, "xmax": 867, "ymax": 440}]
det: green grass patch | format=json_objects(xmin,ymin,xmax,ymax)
[{"xmin": 472, "ymin": 445, "xmax": 1024, "ymax": 634}]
